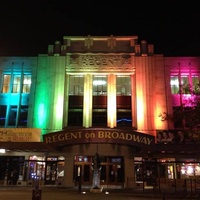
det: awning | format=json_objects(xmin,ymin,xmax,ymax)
[{"xmin": 0, "ymin": 142, "xmax": 55, "ymax": 152}]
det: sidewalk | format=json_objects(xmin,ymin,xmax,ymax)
[{"xmin": 0, "ymin": 186, "xmax": 163, "ymax": 200}]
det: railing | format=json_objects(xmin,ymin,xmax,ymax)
[
  {"xmin": 156, "ymin": 178, "xmax": 200, "ymax": 193},
  {"xmin": 155, "ymin": 178, "xmax": 200, "ymax": 199},
  {"xmin": 162, "ymin": 192, "xmax": 200, "ymax": 200}
]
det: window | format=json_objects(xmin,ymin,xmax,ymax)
[
  {"xmin": 192, "ymin": 76, "xmax": 200, "ymax": 94},
  {"xmin": 1, "ymin": 74, "xmax": 31, "ymax": 94},
  {"xmin": 22, "ymin": 75, "xmax": 31, "ymax": 93},
  {"xmin": 170, "ymin": 76, "xmax": 179, "ymax": 94},
  {"xmin": 8, "ymin": 106, "xmax": 17, "ymax": 126},
  {"xmin": 116, "ymin": 76, "xmax": 132, "ymax": 127},
  {"xmin": 0, "ymin": 105, "xmax": 7, "ymax": 126},
  {"xmin": 92, "ymin": 75, "xmax": 107, "ymax": 126},
  {"xmin": 12, "ymin": 75, "xmax": 21, "ymax": 93},
  {"xmin": 181, "ymin": 76, "xmax": 190, "ymax": 94},
  {"xmin": 1, "ymin": 74, "xmax": 11, "ymax": 93},
  {"xmin": 116, "ymin": 75, "xmax": 131, "ymax": 95},
  {"xmin": 134, "ymin": 157, "xmax": 143, "ymax": 182},
  {"xmin": 92, "ymin": 111, "xmax": 107, "ymax": 126},
  {"xmin": 68, "ymin": 75, "xmax": 84, "ymax": 126},
  {"xmin": 117, "ymin": 111, "xmax": 132, "ymax": 127},
  {"xmin": 69, "ymin": 75, "xmax": 84, "ymax": 95},
  {"xmin": 18, "ymin": 106, "xmax": 28, "ymax": 126},
  {"xmin": 93, "ymin": 76, "xmax": 107, "ymax": 96}
]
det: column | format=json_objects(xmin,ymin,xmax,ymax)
[
  {"xmin": 83, "ymin": 74, "xmax": 93, "ymax": 128},
  {"xmin": 131, "ymin": 74, "xmax": 137, "ymax": 128},
  {"xmin": 63, "ymin": 74, "xmax": 70, "ymax": 127},
  {"xmin": 107, "ymin": 74, "xmax": 116, "ymax": 128}
]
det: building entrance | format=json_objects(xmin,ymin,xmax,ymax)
[
  {"xmin": 45, "ymin": 161, "xmax": 57, "ymax": 185},
  {"xmin": 44, "ymin": 156, "xmax": 65, "ymax": 185},
  {"xmin": 73, "ymin": 156, "xmax": 124, "ymax": 187}
]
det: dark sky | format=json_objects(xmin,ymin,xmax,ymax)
[{"xmin": 0, "ymin": 0, "xmax": 200, "ymax": 57}]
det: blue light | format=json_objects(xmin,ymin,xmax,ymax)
[{"xmin": 117, "ymin": 118, "xmax": 132, "ymax": 123}]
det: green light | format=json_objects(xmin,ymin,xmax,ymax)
[{"xmin": 38, "ymin": 103, "xmax": 45, "ymax": 126}]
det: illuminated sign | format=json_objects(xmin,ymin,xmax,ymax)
[
  {"xmin": 0, "ymin": 128, "xmax": 41, "ymax": 142},
  {"xmin": 44, "ymin": 128, "xmax": 155, "ymax": 146}
]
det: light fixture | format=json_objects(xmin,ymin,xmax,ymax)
[
  {"xmin": 0, "ymin": 149, "xmax": 6, "ymax": 153},
  {"xmin": 93, "ymin": 80, "xmax": 106, "ymax": 86}
]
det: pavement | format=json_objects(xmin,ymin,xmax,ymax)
[{"xmin": 0, "ymin": 186, "xmax": 164, "ymax": 200}]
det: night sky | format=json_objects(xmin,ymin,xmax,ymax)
[{"xmin": 0, "ymin": 1, "xmax": 200, "ymax": 57}]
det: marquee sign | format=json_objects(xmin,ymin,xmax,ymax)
[{"xmin": 43, "ymin": 128, "xmax": 155, "ymax": 147}]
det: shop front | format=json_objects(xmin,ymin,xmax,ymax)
[
  {"xmin": 1, "ymin": 151, "xmax": 200, "ymax": 189},
  {"xmin": 1, "ymin": 128, "xmax": 200, "ymax": 189}
]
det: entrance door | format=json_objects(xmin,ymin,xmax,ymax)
[
  {"xmin": 160, "ymin": 163, "xmax": 175, "ymax": 179},
  {"xmin": 45, "ymin": 161, "xmax": 57, "ymax": 185},
  {"xmin": 108, "ymin": 163, "xmax": 124, "ymax": 184},
  {"xmin": 74, "ymin": 164, "xmax": 92, "ymax": 185},
  {"xmin": 74, "ymin": 156, "xmax": 124, "ymax": 187}
]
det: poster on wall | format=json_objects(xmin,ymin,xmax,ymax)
[{"xmin": 156, "ymin": 129, "xmax": 200, "ymax": 144}]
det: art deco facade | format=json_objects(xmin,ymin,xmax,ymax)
[{"xmin": 0, "ymin": 35, "xmax": 200, "ymax": 188}]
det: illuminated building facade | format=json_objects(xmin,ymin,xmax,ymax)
[{"xmin": 0, "ymin": 35, "xmax": 200, "ymax": 188}]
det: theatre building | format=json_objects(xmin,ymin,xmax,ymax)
[{"xmin": 0, "ymin": 35, "xmax": 200, "ymax": 188}]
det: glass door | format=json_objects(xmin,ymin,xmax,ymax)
[
  {"xmin": 45, "ymin": 157, "xmax": 58, "ymax": 185},
  {"xmin": 45, "ymin": 161, "xmax": 57, "ymax": 185},
  {"xmin": 73, "ymin": 156, "xmax": 92, "ymax": 186},
  {"xmin": 108, "ymin": 163, "xmax": 124, "ymax": 183},
  {"xmin": 101, "ymin": 157, "xmax": 124, "ymax": 186},
  {"xmin": 74, "ymin": 156, "xmax": 124, "ymax": 187}
]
